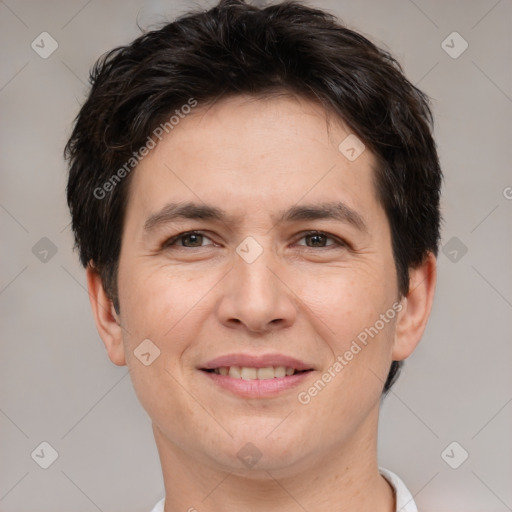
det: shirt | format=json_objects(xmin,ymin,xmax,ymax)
[{"xmin": 149, "ymin": 467, "xmax": 417, "ymax": 512}]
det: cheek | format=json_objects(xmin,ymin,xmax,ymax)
[
  {"xmin": 297, "ymin": 264, "xmax": 398, "ymax": 404},
  {"xmin": 116, "ymin": 261, "xmax": 221, "ymax": 385},
  {"xmin": 117, "ymin": 262, "xmax": 198, "ymax": 340},
  {"xmin": 115, "ymin": 264, "xmax": 203, "ymax": 427},
  {"xmin": 298, "ymin": 265, "xmax": 396, "ymax": 344}
]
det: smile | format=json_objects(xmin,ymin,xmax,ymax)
[
  {"xmin": 199, "ymin": 354, "xmax": 315, "ymax": 398},
  {"xmin": 204, "ymin": 366, "xmax": 308, "ymax": 380}
]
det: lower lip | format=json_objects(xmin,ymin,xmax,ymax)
[{"xmin": 201, "ymin": 370, "xmax": 313, "ymax": 398}]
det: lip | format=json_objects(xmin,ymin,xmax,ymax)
[
  {"xmin": 201, "ymin": 353, "xmax": 314, "ymax": 371},
  {"xmin": 199, "ymin": 353, "xmax": 315, "ymax": 399},
  {"xmin": 201, "ymin": 369, "xmax": 314, "ymax": 398}
]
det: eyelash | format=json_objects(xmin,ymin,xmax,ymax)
[{"xmin": 163, "ymin": 230, "xmax": 348, "ymax": 250}]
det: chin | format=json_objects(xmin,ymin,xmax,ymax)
[{"xmin": 204, "ymin": 424, "xmax": 310, "ymax": 474}]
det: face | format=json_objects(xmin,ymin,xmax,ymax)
[{"xmin": 107, "ymin": 94, "xmax": 407, "ymax": 476}]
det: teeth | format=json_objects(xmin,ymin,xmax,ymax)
[
  {"xmin": 213, "ymin": 366, "xmax": 298, "ymax": 380},
  {"xmin": 241, "ymin": 367, "xmax": 257, "ymax": 380},
  {"xmin": 257, "ymin": 367, "xmax": 275, "ymax": 380},
  {"xmin": 228, "ymin": 366, "xmax": 241, "ymax": 378},
  {"xmin": 274, "ymin": 366, "xmax": 286, "ymax": 378}
]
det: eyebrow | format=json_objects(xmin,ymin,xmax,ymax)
[{"xmin": 143, "ymin": 201, "xmax": 368, "ymax": 234}]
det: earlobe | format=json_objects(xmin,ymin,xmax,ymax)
[
  {"xmin": 392, "ymin": 252, "xmax": 437, "ymax": 361},
  {"xmin": 86, "ymin": 265, "xmax": 126, "ymax": 366}
]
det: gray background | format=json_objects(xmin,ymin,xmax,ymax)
[{"xmin": 1, "ymin": 0, "xmax": 511, "ymax": 510}]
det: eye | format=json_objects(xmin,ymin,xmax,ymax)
[
  {"xmin": 163, "ymin": 231, "xmax": 214, "ymax": 249},
  {"xmin": 295, "ymin": 230, "xmax": 346, "ymax": 249},
  {"xmin": 162, "ymin": 230, "xmax": 347, "ymax": 250}
]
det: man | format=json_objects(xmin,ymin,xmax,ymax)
[{"xmin": 65, "ymin": 1, "xmax": 441, "ymax": 510}]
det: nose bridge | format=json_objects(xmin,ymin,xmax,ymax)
[
  {"xmin": 235, "ymin": 234, "xmax": 281, "ymax": 303},
  {"xmin": 218, "ymin": 234, "xmax": 296, "ymax": 332},
  {"xmin": 237, "ymin": 236, "xmax": 276, "ymax": 293}
]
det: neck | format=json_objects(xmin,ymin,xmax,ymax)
[{"xmin": 153, "ymin": 406, "xmax": 395, "ymax": 512}]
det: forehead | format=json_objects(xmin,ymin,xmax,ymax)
[{"xmin": 125, "ymin": 94, "xmax": 382, "ymax": 229}]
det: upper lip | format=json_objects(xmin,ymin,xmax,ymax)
[{"xmin": 201, "ymin": 353, "xmax": 314, "ymax": 371}]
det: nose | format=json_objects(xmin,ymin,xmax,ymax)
[{"xmin": 216, "ymin": 240, "xmax": 298, "ymax": 334}]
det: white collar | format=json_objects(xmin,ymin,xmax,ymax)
[
  {"xmin": 379, "ymin": 467, "xmax": 418, "ymax": 512},
  {"xmin": 150, "ymin": 468, "xmax": 417, "ymax": 512}
]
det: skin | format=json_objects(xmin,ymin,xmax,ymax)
[{"xmin": 87, "ymin": 94, "xmax": 436, "ymax": 512}]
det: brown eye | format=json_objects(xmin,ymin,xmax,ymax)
[
  {"xmin": 164, "ymin": 231, "xmax": 214, "ymax": 248},
  {"xmin": 296, "ymin": 231, "xmax": 346, "ymax": 248}
]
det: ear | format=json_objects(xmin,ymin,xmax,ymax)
[
  {"xmin": 86, "ymin": 265, "xmax": 126, "ymax": 366},
  {"xmin": 392, "ymin": 252, "xmax": 437, "ymax": 361}
]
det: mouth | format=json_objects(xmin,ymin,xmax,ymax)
[
  {"xmin": 199, "ymin": 353, "xmax": 315, "ymax": 398},
  {"xmin": 201, "ymin": 366, "xmax": 312, "ymax": 380}
]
